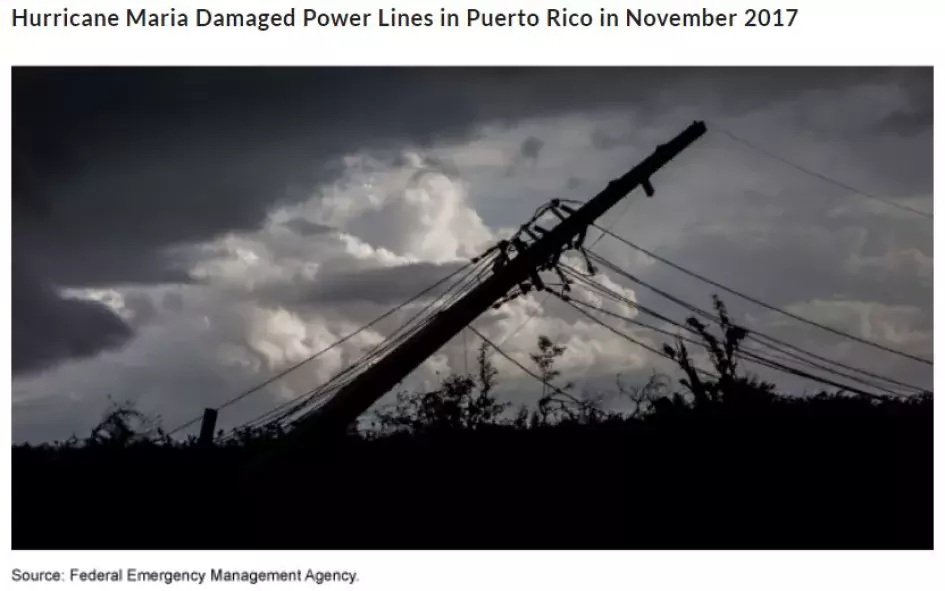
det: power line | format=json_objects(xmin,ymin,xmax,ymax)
[
  {"xmin": 275, "ymin": 123, "xmax": 707, "ymax": 437},
  {"xmin": 741, "ymin": 331, "xmax": 920, "ymax": 395},
  {"xmin": 559, "ymin": 266, "xmax": 903, "ymax": 396},
  {"xmin": 296, "ymin": 254, "xmax": 496, "ymax": 412},
  {"xmin": 493, "ymin": 194, "xmax": 641, "ymax": 350},
  {"xmin": 589, "ymin": 224, "xmax": 933, "ymax": 366},
  {"xmin": 467, "ymin": 325, "xmax": 581, "ymax": 401},
  {"xmin": 714, "ymin": 127, "xmax": 933, "ymax": 219},
  {"xmin": 736, "ymin": 348, "xmax": 895, "ymax": 400},
  {"xmin": 562, "ymin": 289, "xmax": 904, "ymax": 399},
  {"xmin": 219, "ymin": 308, "xmax": 440, "ymax": 440},
  {"xmin": 561, "ymin": 262, "xmax": 925, "ymax": 395},
  {"xmin": 583, "ymin": 253, "xmax": 927, "ymax": 394},
  {"xmin": 277, "ymin": 258, "xmax": 497, "ymax": 429},
  {"xmin": 217, "ymin": 382, "xmax": 343, "ymax": 443},
  {"xmin": 162, "ymin": 257, "xmax": 483, "ymax": 439},
  {"xmin": 560, "ymin": 293, "xmax": 893, "ymax": 401},
  {"xmin": 488, "ymin": 265, "xmax": 899, "ymax": 403},
  {"xmin": 558, "ymin": 297, "xmax": 693, "ymax": 364},
  {"xmin": 217, "ymin": 253, "xmax": 499, "ymax": 439}
]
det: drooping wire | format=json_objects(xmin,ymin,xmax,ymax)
[
  {"xmin": 558, "ymin": 288, "xmax": 895, "ymax": 401},
  {"xmin": 560, "ymin": 258, "xmax": 921, "ymax": 399},
  {"xmin": 280, "ymin": 254, "xmax": 498, "ymax": 428},
  {"xmin": 560, "ymin": 281, "xmax": 907, "ymax": 400},
  {"xmin": 713, "ymin": 126, "xmax": 933, "ymax": 220},
  {"xmin": 562, "ymin": 263, "xmax": 901, "ymax": 399},
  {"xmin": 589, "ymin": 224, "xmax": 932, "ymax": 367},
  {"xmin": 467, "ymin": 325, "xmax": 588, "ymax": 400},
  {"xmin": 583, "ymin": 251, "xmax": 930, "ymax": 395},
  {"xmin": 566, "ymin": 255, "xmax": 927, "ymax": 395},
  {"xmin": 214, "ymin": 252, "xmax": 499, "ymax": 440},
  {"xmin": 165, "ymin": 256, "xmax": 488, "ymax": 440}
]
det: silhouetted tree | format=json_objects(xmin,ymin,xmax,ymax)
[
  {"xmin": 528, "ymin": 334, "xmax": 607, "ymax": 424},
  {"xmin": 88, "ymin": 398, "xmax": 160, "ymax": 447},
  {"xmin": 10, "ymin": 296, "xmax": 933, "ymax": 551},
  {"xmin": 617, "ymin": 372, "xmax": 671, "ymax": 419},
  {"xmin": 374, "ymin": 343, "xmax": 509, "ymax": 433},
  {"xmin": 662, "ymin": 295, "xmax": 777, "ymax": 411}
]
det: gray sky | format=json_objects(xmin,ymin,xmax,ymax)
[{"xmin": 12, "ymin": 67, "xmax": 933, "ymax": 443}]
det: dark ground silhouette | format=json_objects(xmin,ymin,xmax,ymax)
[{"xmin": 12, "ymin": 299, "xmax": 932, "ymax": 550}]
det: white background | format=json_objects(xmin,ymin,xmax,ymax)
[{"xmin": 1, "ymin": 1, "xmax": 942, "ymax": 589}]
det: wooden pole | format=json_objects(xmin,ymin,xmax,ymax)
[
  {"xmin": 242, "ymin": 121, "xmax": 707, "ymax": 478},
  {"xmin": 198, "ymin": 408, "xmax": 218, "ymax": 446},
  {"xmin": 291, "ymin": 121, "xmax": 707, "ymax": 441}
]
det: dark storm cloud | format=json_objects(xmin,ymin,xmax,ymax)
[
  {"xmin": 12, "ymin": 67, "xmax": 931, "ymax": 373},
  {"xmin": 16, "ymin": 69, "xmax": 928, "ymax": 246},
  {"xmin": 12, "ymin": 258, "xmax": 133, "ymax": 375}
]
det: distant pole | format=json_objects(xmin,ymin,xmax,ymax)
[{"xmin": 198, "ymin": 408, "xmax": 218, "ymax": 446}]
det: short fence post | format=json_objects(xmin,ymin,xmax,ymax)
[{"xmin": 198, "ymin": 408, "xmax": 218, "ymax": 446}]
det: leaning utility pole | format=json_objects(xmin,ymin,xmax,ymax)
[{"xmin": 288, "ymin": 121, "xmax": 707, "ymax": 444}]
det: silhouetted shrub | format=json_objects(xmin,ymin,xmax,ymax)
[{"xmin": 12, "ymin": 298, "xmax": 932, "ymax": 550}]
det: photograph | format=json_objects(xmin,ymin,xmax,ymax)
[{"xmin": 11, "ymin": 66, "xmax": 932, "ymax": 550}]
